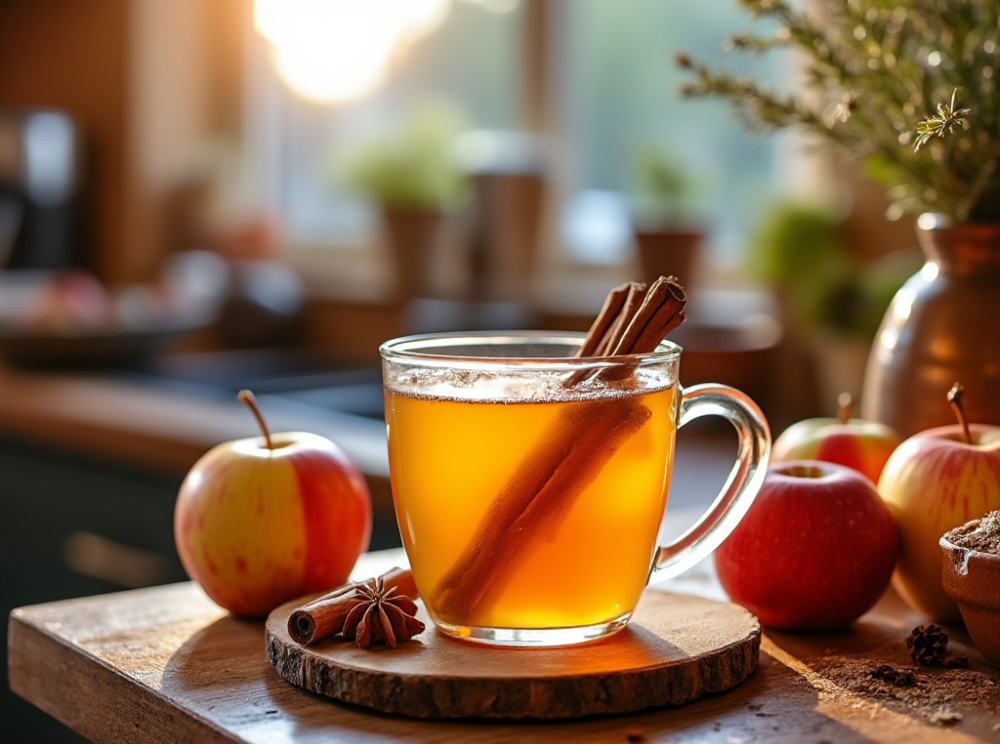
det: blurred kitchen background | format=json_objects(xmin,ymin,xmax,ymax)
[{"xmin": 1, "ymin": 1, "xmax": 923, "ymax": 740}]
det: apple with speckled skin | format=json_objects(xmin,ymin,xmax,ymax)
[
  {"xmin": 174, "ymin": 391, "xmax": 371, "ymax": 617},
  {"xmin": 772, "ymin": 394, "xmax": 902, "ymax": 485},
  {"xmin": 716, "ymin": 460, "xmax": 898, "ymax": 630},
  {"xmin": 878, "ymin": 422, "xmax": 1000, "ymax": 622}
]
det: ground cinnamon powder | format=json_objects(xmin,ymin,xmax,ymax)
[
  {"xmin": 944, "ymin": 509, "xmax": 1000, "ymax": 554},
  {"xmin": 812, "ymin": 657, "xmax": 1000, "ymax": 724}
]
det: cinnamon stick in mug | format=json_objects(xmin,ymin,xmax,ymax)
[{"xmin": 430, "ymin": 277, "xmax": 687, "ymax": 622}]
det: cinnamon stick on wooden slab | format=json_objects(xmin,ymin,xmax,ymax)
[
  {"xmin": 288, "ymin": 567, "xmax": 417, "ymax": 645},
  {"xmin": 431, "ymin": 276, "xmax": 687, "ymax": 624}
]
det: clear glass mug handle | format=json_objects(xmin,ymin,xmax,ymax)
[{"xmin": 648, "ymin": 383, "xmax": 771, "ymax": 585}]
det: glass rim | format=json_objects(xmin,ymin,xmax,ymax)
[{"xmin": 379, "ymin": 330, "xmax": 681, "ymax": 368}]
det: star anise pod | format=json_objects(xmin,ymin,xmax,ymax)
[
  {"xmin": 907, "ymin": 624, "xmax": 949, "ymax": 666},
  {"xmin": 341, "ymin": 575, "xmax": 425, "ymax": 649}
]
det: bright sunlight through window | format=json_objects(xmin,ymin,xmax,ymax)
[{"xmin": 253, "ymin": 0, "xmax": 519, "ymax": 104}]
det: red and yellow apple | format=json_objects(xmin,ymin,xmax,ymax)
[
  {"xmin": 716, "ymin": 460, "xmax": 898, "ymax": 630},
  {"xmin": 878, "ymin": 422, "xmax": 1000, "ymax": 622},
  {"xmin": 174, "ymin": 391, "xmax": 372, "ymax": 617},
  {"xmin": 772, "ymin": 394, "xmax": 902, "ymax": 485}
]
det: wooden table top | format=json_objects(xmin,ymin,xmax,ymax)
[{"xmin": 8, "ymin": 550, "xmax": 1000, "ymax": 744}]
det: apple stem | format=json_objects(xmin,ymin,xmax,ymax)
[
  {"xmin": 947, "ymin": 382, "xmax": 972, "ymax": 445},
  {"xmin": 837, "ymin": 392, "xmax": 853, "ymax": 424},
  {"xmin": 238, "ymin": 389, "xmax": 274, "ymax": 450}
]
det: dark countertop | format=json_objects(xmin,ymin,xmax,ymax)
[
  {"xmin": 0, "ymin": 361, "xmax": 395, "ymax": 511},
  {"xmin": 0, "ymin": 357, "xmax": 743, "ymax": 520}
]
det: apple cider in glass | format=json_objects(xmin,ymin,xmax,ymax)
[
  {"xmin": 385, "ymin": 371, "xmax": 677, "ymax": 634},
  {"xmin": 381, "ymin": 331, "xmax": 769, "ymax": 647}
]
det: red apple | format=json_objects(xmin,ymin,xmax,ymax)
[
  {"xmin": 878, "ymin": 413, "xmax": 1000, "ymax": 622},
  {"xmin": 772, "ymin": 393, "xmax": 902, "ymax": 485},
  {"xmin": 174, "ymin": 391, "xmax": 372, "ymax": 617},
  {"xmin": 715, "ymin": 460, "xmax": 898, "ymax": 630}
]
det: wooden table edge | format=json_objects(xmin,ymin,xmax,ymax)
[{"xmin": 8, "ymin": 608, "xmax": 240, "ymax": 744}]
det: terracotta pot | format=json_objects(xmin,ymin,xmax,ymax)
[
  {"xmin": 940, "ymin": 535, "xmax": 1000, "ymax": 667},
  {"xmin": 634, "ymin": 229, "xmax": 701, "ymax": 290},
  {"xmin": 861, "ymin": 216, "xmax": 1000, "ymax": 437},
  {"xmin": 380, "ymin": 208, "xmax": 452, "ymax": 301}
]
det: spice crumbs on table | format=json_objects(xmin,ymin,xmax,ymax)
[{"xmin": 814, "ymin": 657, "xmax": 1000, "ymax": 723}]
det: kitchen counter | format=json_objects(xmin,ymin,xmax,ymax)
[
  {"xmin": 8, "ymin": 550, "xmax": 1000, "ymax": 743},
  {"xmin": 0, "ymin": 361, "xmax": 394, "ymax": 512},
  {"xmin": 0, "ymin": 354, "xmax": 745, "ymax": 522}
]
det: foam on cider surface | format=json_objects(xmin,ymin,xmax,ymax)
[{"xmin": 385, "ymin": 366, "xmax": 674, "ymax": 403}]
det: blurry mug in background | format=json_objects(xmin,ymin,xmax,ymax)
[
  {"xmin": 380, "ymin": 331, "xmax": 770, "ymax": 647},
  {"xmin": 0, "ymin": 109, "xmax": 83, "ymax": 271}
]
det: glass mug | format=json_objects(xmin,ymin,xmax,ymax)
[{"xmin": 380, "ymin": 332, "xmax": 770, "ymax": 646}]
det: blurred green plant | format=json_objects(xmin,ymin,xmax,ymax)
[
  {"xmin": 678, "ymin": 0, "xmax": 1000, "ymax": 224},
  {"xmin": 630, "ymin": 145, "xmax": 702, "ymax": 228},
  {"xmin": 749, "ymin": 201, "xmax": 921, "ymax": 339},
  {"xmin": 340, "ymin": 103, "xmax": 469, "ymax": 211}
]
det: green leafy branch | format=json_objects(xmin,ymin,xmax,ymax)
[{"xmin": 679, "ymin": 0, "xmax": 1000, "ymax": 223}]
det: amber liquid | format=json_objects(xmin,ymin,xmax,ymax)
[{"xmin": 385, "ymin": 381, "xmax": 677, "ymax": 630}]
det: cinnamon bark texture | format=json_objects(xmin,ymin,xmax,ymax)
[
  {"xmin": 576, "ymin": 282, "xmax": 632, "ymax": 358},
  {"xmin": 431, "ymin": 276, "xmax": 687, "ymax": 624},
  {"xmin": 565, "ymin": 277, "xmax": 686, "ymax": 386},
  {"xmin": 287, "ymin": 567, "xmax": 422, "ymax": 647}
]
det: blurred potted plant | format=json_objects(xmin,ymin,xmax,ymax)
[
  {"xmin": 749, "ymin": 201, "xmax": 919, "ymax": 405},
  {"xmin": 679, "ymin": 0, "xmax": 1000, "ymax": 435},
  {"xmin": 341, "ymin": 104, "xmax": 469, "ymax": 300},
  {"xmin": 630, "ymin": 145, "xmax": 703, "ymax": 289}
]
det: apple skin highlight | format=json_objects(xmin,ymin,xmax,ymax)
[
  {"xmin": 878, "ymin": 423, "xmax": 1000, "ymax": 623},
  {"xmin": 772, "ymin": 417, "xmax": 902, "ymax": 486},
  {"xmin": 716, "ymin": 460, "xmax": 899, "ymax": 631},
  {"xmin": 175, "ymin": 431, "xmax": 372, "ymax": 617}
]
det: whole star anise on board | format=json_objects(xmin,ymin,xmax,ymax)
[{"xmin": 342, "ymin": 575, "xmax": 425, "ymax": 649}]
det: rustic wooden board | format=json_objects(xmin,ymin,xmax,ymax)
[
  {"xmin": 265, "ymin": 590, "xmax": 761, "ymax": 719},
  {"xmin": 8, "ymin": 550, "xmax": 1000, "ymax": 743}
]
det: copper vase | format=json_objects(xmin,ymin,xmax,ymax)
[{"xmin": 861, "ymin": 215, "xmax": 1000, "ymax": 436}]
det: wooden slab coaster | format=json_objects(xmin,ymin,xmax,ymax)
[{"xmin": 266, "ymin": 588, "xmax": 760, "ymax": 720}]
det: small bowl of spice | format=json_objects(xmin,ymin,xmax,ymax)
[{"xmin": 940, "ymin": 510, "xmax": 1000, "ymax": 667}]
